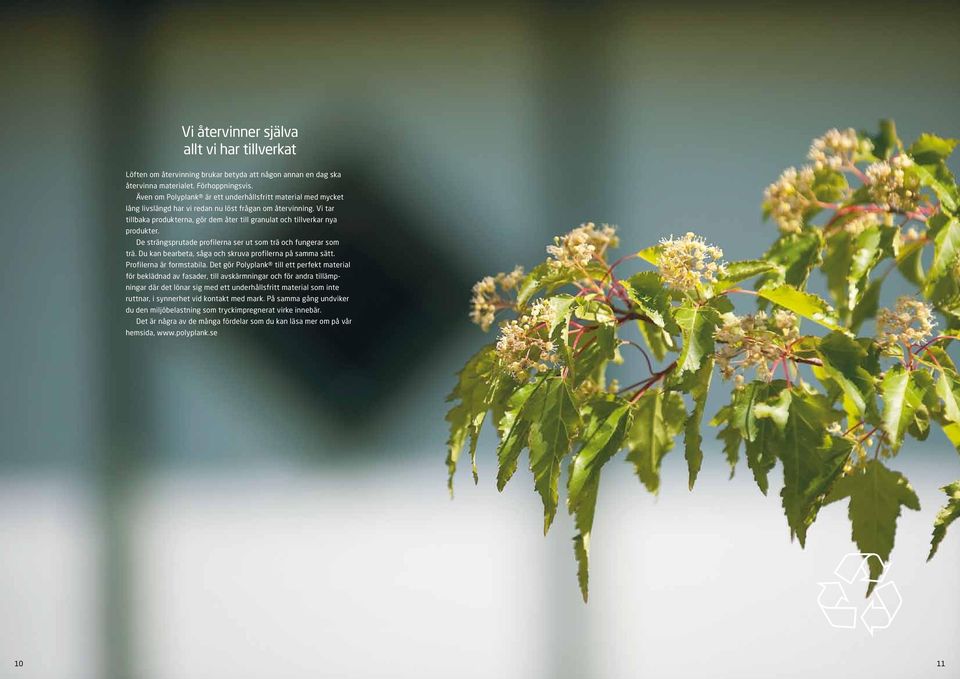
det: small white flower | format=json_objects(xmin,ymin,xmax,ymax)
[
  {"xmin": 842, "ymin": 212, "xmax": 880, "ymax": 237},
  {"xmin": 657, "ymin": 232, "xmax": 725, "ymax": 292},
  {"xmin": 764, "ymin": 165, "xmax": 816, "ymax": 234},
  {"xmin": 866, "ymin": 155, "xmax": 920, "ymax": 212},
  {"xmin": 495, "ymin": 301, "xmax": 557, "ymax": 381},
  {"xmin": 808, "ymin": 128, "xmax": 871, "ymax": 170},
  {"xmin": 469, "ymin": 266, "xmax": 524, "ymax": 331},
  {"xmin": 713, "ymin": 310, "xmax": 798, "ymax": 382},
  {"xmin": 546, "ymin": 222, "xmax": 619, "ymax": 271},
  {"xmin": 877, "ymin": 296, "xmax": 936, "ymax": 349}
]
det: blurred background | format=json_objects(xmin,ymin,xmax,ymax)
[{"xmin": 1, "ymin": 2, "xmax": 959, "ymax": 677}]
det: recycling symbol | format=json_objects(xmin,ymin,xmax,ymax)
[{"xmin": 817, "ymin": 553, "xmax": 902, "ymax": 635}]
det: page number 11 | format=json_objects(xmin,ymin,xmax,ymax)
[{"xmin": 938, "ymin": 660, "xmax": 946, "ymax": 668}]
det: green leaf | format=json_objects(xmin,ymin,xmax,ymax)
[
  {"xmin": 850, "ymin": 277, "xmax": 883, "ymax": 333},
  {"xmin": 569, "ymin": 323, "xmax": 618, "ymax": 387},
  {"xmin": 711, "ymin": 404, "xmax": 741, "ymax": 478},
  {"xmin": 637, "ymin": 320, "xmax": 673, "ymax": 362},
  {"xmin": 823, "ymin": 231, "xmax": 855, "ymax": 321},
  {"xmin": 567, "ymin": 398, "xmax": 632, "ymax": 602},
  {"xmin": 896, "ymin": 240, "xmax": 926, "ymax": 287},
  {"xmin": 516, "ymin": 262, "xmax": 607, "ymax": 305},
  {"xmin": 496, "ymin": 377, "xmax": 548, "ymax": 491},
  {"xmin": 625, "ymin": 272, "xmax": 679, "ymax": 333},
  {"xmin": 715, "ymin": 381, "xmax": 783, "ymax": 493},
  {"xmin": 928, "ymin": 480, "xmax": 960, "ymax": 561},
  {"xmin": 826, "ymin": 460, "xmax": 921, "ymax": 594},
  {"xmin": 774, "ymin": 388, "xmax": 848, "ymax": 546},
  {"xmin": 926, "ymin": 216, "xmax": 960, "ymax": 290},
  {"xmin": 683, "ymin": 358, "xmax": 713, "ymax": 490},
  {"xmin": 816, "ymin": 331, "xmax": 877, "ymax": 420},
  {"xmin": 755, "ymin": 283, "xmax": 843, "ymax": 332},
  {"xmin": 811, "ymin": 168, "xmax": 848, "ymax": 204},
  {"xmin": 880, "ymin": 366, "xmax": 925, "ymax": 452},
  {"xmin": 849, "ymin": 226, "xmax": 883, "ymax": 291},
  {"xmin": 712, "ymin": 260, "xmax": 780, "ymax": 293},
  {"xmin": 739, "ymin": 381, "xmax": 790, "ymax": 495},
  {"xmin": 625, "ymin": 389, "xmax": 686, "ymax": 493},
  {"xmin": 914, "ymin": 162, "xmax": 959, "ymax": 213},
  {"xmin": 674, "ymin": 299, "xmax": 723, "ymax": 375},
  {"xmin": 936, "ymin": 372, "xmax": 960, "ymax": 423},
  {"xmin": 935, "ymin": 373, "xmax": 960, "ymax": 455},
  {"xmin": 908, "ymin": 133, "xmax": 958, "ymax": 166},
  {"xmin": 635, "ymin": 245, "xmax": 660, "ymax": 266},
  {"xmin": 445, "ymin": 345, "xmax": 505, "ymax": 494},
  {"xmin": 757, "ymin": 231, "xmax": 823, "ymax": 288},
  {"xmin": 945, "ymin": 422, "xmax": 960, "ymax": 451},
  {"xmin": 870, "ymin": 119, "xmax": 900, "ymax": 160},
  {"xmin": 528, "ymin": 378, "xmax": 580, "ymax": 533}
]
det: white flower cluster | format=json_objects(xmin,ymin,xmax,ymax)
[
  {"xmin": 495, "ymin": 300, "xmax": 557, "ymax": 381},
  {"xmin": 866, "ymin": 155, "xmax": 920, "ymax": 212},
  {"xmin": 876, "ymin": 296, "xmax": 936, "ymax": 349},
  {"xmin": 808, "ymin": 128, "xmax": 871, "ymax": 170},
  {"xmin": 657, "ymin": 232, "xmax": 726, "ymax": 292},
  {"xmin": 764, "ymin": 165, "xmax": 816, "ymax": 234},
  {"xmin": 841, "ymin": 211, "xmax": 881, "ymax": 237},
  {"xmin": 714, "ymin": 309, "xmax": 799, "ymax": 384},
  {"xmin": 546, "ymin": 222, "xmax": 619, "ymax": 271},
  {"xmin": 469, "ymin": 266, "xmax": 524, "ymax": 332}
]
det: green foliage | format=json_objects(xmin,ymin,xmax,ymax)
[
  {"xmin": 826, "ymin": 460, "xmax": 921, "ymax": 595},
  {"xmin": 626, "ymin": 389, "xmax": 686, "ymax": 494},
  {"xmin": 446, "ymin": 121, "xmax": 960, "ymax": 600},
  {"xmin": 928, "ymin": 481, "xmax": 960, "ymax": 561}
]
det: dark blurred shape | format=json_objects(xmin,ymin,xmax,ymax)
[{"xmin": 238, "ymin": 155, "xmax": 472, "ymax": 424}]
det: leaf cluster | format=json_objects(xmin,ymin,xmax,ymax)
[{"xmin": 447, "ymin": 122, "xmax": 960, "ymax": 601}]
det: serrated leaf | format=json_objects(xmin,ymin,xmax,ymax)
[
  {"xmin": 817, "ymin": 331, "xmax": 877, "ymax": 420},
  {"xmin": 445, "ymin": 345, "xmax": 505, "ymax": 494},
  {"xmin": 711, "ymin": 404, "xmax": 741, "ymax": 478},
  {"xmin": 496, "ymin": 377, "xmax": 548, "ymax": 490},
  {"xmin": 928, "ymin": 480, "xmax": 960, "ymax": 560},
  {"xmin": 826, "ymin": 460, "xmax": 921, "ymax": 594},
  {"xmin": 529, "ymin": 378, "xmax": 580, "ymax": 533},
  {"xmin": 569, "ymin": 322, "xmax": 618, "ymax": 387},
  {"xmin": 811, "ymin": 168, "xmax": 848, "ymax": 204},
  {"xmin": 637, "ymin": 320, "xmax": 673, "ymax": 362},
  {"xmin": 516, "ymin": 261, "xmax": 608, "ymax": 305},
  {"xmin": 636, "ymin": 245, "xmax": 660, "ymax": 265},
  {"xmin": 880, "ymin": 366, "xmax": 925, "ymax": 451},
  {"xmin": 755, "ymin": 283, "xmax": 842, "ymax": 332},
  {"xmin": 625, "ymin": 271, "xmax": 679, "ymax": 333},
  {"xmin": 626, "ymin": 389, "xmax": 686, "ymax": 493},
  {"xmin": 849, "ymin": 225, "xmax": 883, "ymax": 289},
  {"xmin": 896, "ymin": 240, "xmax": 926, "ymax": 287},
  {"xmin": 871, "ymin": 119, "xmax": 900, "ymax": 160},
  {"xmin": 775, "ymin": 389, "xmax": 848, "ymax": 546},
  {"xmin": 926, "ymin": 216, "xmax": 960, "ymax": 290},
  {"xmin": 738, "ymin": 381, "xmax": 787, "ymax": 495},
  {"xmin": 683, "ymin": 358, "xmax": 713, "ymax": 490},
  {"xmin": 914, "ymin": 162, "xmax": 959, "ymax": 213},
  {"xmin": 712, "ymin": 259, "xmax": 780, "ymax": 293},
  {"xmin": 720, "ymin": 381, "xmax": 783, "ymax": 493},
  {"xmin": 936, "ymin": 372, "xmax": 960, "ymax": 423},
  {"xmin": 567, "ymin": 398, "xmax": 632, "ymax": 602},
  {"xmin": 674, "ymin": 299, "xmax": 722, "ymax": 375},
  {"xmin": 823, "ymin": 231, "xmax": 855, "ymax": 321},
  {"xmin": 850, "ymin": 277, "xmax": 883, "ymax": 333},
  {"xmin": 908, "ymin": 133, "xmax": 958, "ymax": 166},
  {"xmin": 757, "ymin": 231, "xmax": 823, "ymax": 288}
]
